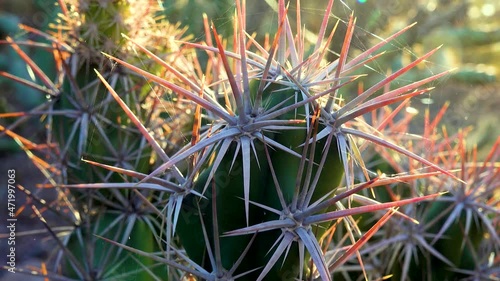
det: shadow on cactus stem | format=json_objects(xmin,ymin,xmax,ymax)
[{"xmin": 1, "ymin": 0, "xmax": 498, "ymax": 281}]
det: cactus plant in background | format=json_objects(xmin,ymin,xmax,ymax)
[
  {"xmin": 330, "ymin": 102, "xmax": 500, "ymax": 280},
  {"xmin": 1, "ymin": 0, "xmax": 499, "ymax": 281},
  {"xmin": 1, "ymin": 0, "xmax": 192, "ymax": 279}
]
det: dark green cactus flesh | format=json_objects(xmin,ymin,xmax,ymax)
[
  {"xmin": 257, "ymin": 89, "xmax": 344, "ymax": 280},
  {"xmin": 177, "ymin": 80, "xmax": 344, "ymax": 280},
  {"xmin": 177, "ymin": 139, "xmax": 269, "ymax": 273}
]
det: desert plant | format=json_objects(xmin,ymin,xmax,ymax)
[
  {"xmin": 1, "ymin": 0, "xmax": 498, "ymax": 281},
  {"xmin": 330, "ymin": 103, "xmax": 500, "ymax": 280},
  {"xmin": 1, "ymin": 0, "xmax": 192, "ymax": 280},
  {"xmin": 79, "ymin": 0, "xmax": 460, "ymax": 280}
]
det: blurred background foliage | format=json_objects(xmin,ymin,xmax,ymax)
[{"xmin": 1, "ymin": 0, "xmax": 499, "ymax": 156}]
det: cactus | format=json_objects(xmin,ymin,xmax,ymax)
[
  {"xmin": 1, "ymin": 0, "xmax": 190, "ymax": 280},
  {"xmin": 85, "ymin": 1, "xmax": 460, "ymax": 280},
  {"xmin": 337, "ymin": 103, "xmax": 500, "ymax": 280},
  {"xmin": 1, "ymin": 1, "xmax": 498, "ymax": 281}
]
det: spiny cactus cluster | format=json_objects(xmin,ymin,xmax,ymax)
[
  {"xmin": 336, "ymin": 103, "xmax": 500, "ymax": 280},
  {"xmin": 2, "ymin": 0, "xmax": 190, "ymax": 279},
  {"xmin": 1, "ymin": 0, "xmax": 498, "ymax": 281}
]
